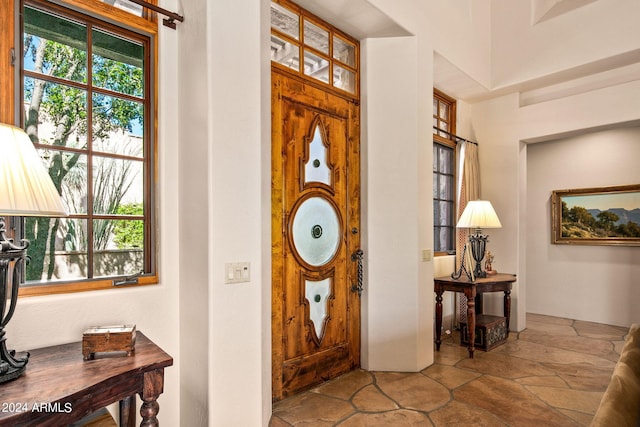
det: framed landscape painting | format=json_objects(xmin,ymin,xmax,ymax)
[{"xmin": 551, "ymin": 184, "xmax": 640, "ymax": 246}]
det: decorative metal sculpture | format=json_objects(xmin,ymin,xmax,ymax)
[{"xmin": 451, "ymin": 243, "xmax": 473, "ymax": 281}]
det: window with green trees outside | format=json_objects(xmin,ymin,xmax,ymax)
[{"xmin": 15, "ymin": 0, "xmax": 157, "ymax": 294}]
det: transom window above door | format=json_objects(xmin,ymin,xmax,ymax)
[{"xmin": 270, "ymin": 0, "xmax": 359, "ymax": 97}]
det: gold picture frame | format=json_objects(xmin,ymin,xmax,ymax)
[{"xmin": 551, "ymin": 184, "xmax": 640, "ymax": 246}]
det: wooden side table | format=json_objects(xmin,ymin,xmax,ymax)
[
  {"xmin": 434, "ymin": 273, "xmax": 516, "ymax": 358},
  {"xmin": 0, "ymin": 332, "xmax": 172, "ymax": 426}
]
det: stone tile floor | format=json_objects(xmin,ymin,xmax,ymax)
[{"xmin": 270, "ymin": 313, "xmax": 629, "ymax": 426}]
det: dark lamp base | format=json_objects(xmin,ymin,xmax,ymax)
[
  {"xmin": 0, "ymin": 217, "xmax": 31, "ymax": 383},
  {"xmin": 473, "ymin": 262, "xmax": 487, "ymax": 279},
  {"xmin": 469, "ymin": 232, "xmax": 489, "ymax": 280},
  {"xmin": 0, "ymin": 337, "xmax": 29, "ymax": 383}
]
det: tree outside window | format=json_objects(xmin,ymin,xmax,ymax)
[{"xmin": 20, "ymin": 1, "xmax": 152, "ymax": 286}]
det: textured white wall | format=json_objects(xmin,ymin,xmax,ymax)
[
  {"xmin": 472, "ymin": 80, "xmax": 640, "ymax": 330},
  {"xmin": 358, "ymin": 0, "xmax": 492, "ymax": 376},
  {"xmin": 178, "ymin": 0, "xmax": 272, "ymax": 424},
  {"xmin": 206, "ymin": 0, "xmax": 266, "ymax": 425},
  {"xmin": 361, "ymin": 36, "xmax": 433, "ymax": 371},
  {"xmin": 527, "ymin": 127, "xmax": 640, "ymax": 326},
  {"xmin": 177, "ymin": 0, "xmax": 209, "ymax": 425}
]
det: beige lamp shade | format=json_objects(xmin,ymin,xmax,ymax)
[
  {"xmin": 0, "ymin": 123, "xmax": 67, "ymax": 216},
  {"xmin": 456, "ymin": 200, "xmax": 502, "ymax": 229}
]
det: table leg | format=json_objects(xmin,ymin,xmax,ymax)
[
  {"xmin": 140, "ymin": 399, "xmax": 160, "ymax": 427},
  {"xmin": 120, "ymin": 395, "xmax": 136, "ymax": 427},
  {"xmin": 139, "ymin": 368, "xmax": 164, "ymax": 427},
  {"xmin": 435, "ymin": 289, "xmax": 443, "ymax": 351},
  {"xmin": 465, "ymin": 289, "xmax": 476, "ymax": 358},
  {"xmin": 475, "ymin": 294, "xmax": 483, "ymax": 314},
  {"xmin": 504, "ymin": 289, "xmax": 511, "ymax": 336}
]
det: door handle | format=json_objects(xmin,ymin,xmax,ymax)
[{"xmin": 351, "ymin": 249, "xmax": 364, "ymax": 296}]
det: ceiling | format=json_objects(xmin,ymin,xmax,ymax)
[
  {"xmin": 293, "ymin": 0, "xmax": 410, "ymax": 40},
  {"xmin": 290, "ymin": 0, "xmax": 640, "ymax": 104},
  {"xmin": 434, "ymin": 49, "xmax": 640, "ymax": 104}
]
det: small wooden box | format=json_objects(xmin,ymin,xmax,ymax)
[
  {"xmin": 82, "ymin": 325, "xmax": 136, "ymax": 360},
  {"xmin": 460, "ymin": 314, "xmax": 507, "ymax": 351}
]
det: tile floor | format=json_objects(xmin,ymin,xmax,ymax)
[{"xmin": 270, "ymin": 313, "xmax": 629, "ymax": 426}]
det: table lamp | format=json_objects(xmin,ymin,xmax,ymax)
[
  {"xmin": 456, "ymin": 200, "xmax": 501, "ymax": 279},
  {"xmin": 0, "ymin": 123, "xmax": 67, "ymax": 383}
]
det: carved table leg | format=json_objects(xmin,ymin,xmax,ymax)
[
  {"xmin": 140, "ymin": 399, "xmax": 160, "ymax": 427},
  {"xmin": 504, "ymin": 289, "xmax": 511, "ymax": 336},
  {"xmin": 465, "ymin": 288, "xmax": 476, "ymax": 358},
  {"xmin": 435, "ymin": 289, "xmax": 444, "ymax": 351},
  {"xmin": 139, "ymin": 368, "xmax": 164, "ymax": 427}
]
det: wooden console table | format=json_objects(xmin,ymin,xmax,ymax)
[
  {"xmin": 434, "ymin": 273, "xmax": 516, "ymax": 358},
  {"xmin": 0, "ymin": 332, "xmax": 172, "ymax": 426}
]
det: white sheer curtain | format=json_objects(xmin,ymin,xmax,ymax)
[{"xmin": 456, "ymin": 141, "xmax": 480, "ymax": 324}]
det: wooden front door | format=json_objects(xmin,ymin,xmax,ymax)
[{"xmin": 271, "ymin": 69, "xmax": 361, "ymax": 400}]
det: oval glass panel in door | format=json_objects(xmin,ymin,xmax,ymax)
[
  {"xmin": 291, "ymin": 196, "xmax": 340, "ymax": 266},
  {"xmin": 304, "ymin": 124, "xmax": 331, "ymax": 186},
  {"xmin": 305, "ymin": 278, "xmax": 331, "ymax": 341}
]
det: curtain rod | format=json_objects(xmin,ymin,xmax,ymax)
[
  {"xmin": 433, "ymin": 126, "xmax": 478, "ymax": 146},
  {"xmin": 124, "ymin": 0, "xmax": 184, "ymax": 29}
]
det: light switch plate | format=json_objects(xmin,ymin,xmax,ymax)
[{"xmin": 225, "ymin": 262, "xmax": 250, "ymax": 284}]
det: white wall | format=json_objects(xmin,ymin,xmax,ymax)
[
  {"xmin": 472, "ymin": 80, "xmax": 640, "ymax": 330},
  {"xmin": 207, "ymin": 0, "xmax": 266, "ymax": 425},
  {"xmin": 177, "ymin": 0, "xmax": 209, "ymax": 425},
  {"xmin": 362, "ymin": 36, "xmax": 433, "ymax": 371},
  {"xmin": 356, "ymin": 0, "xmax": 493, "ymax": 374},
  {"xmin": 527, "ymin": 126, "xmax": 640, "ymax": 326}
]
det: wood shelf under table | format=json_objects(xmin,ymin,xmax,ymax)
[{"xmin": 0, "ymin": 332, "xmax": 173, "ymax": 427}]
